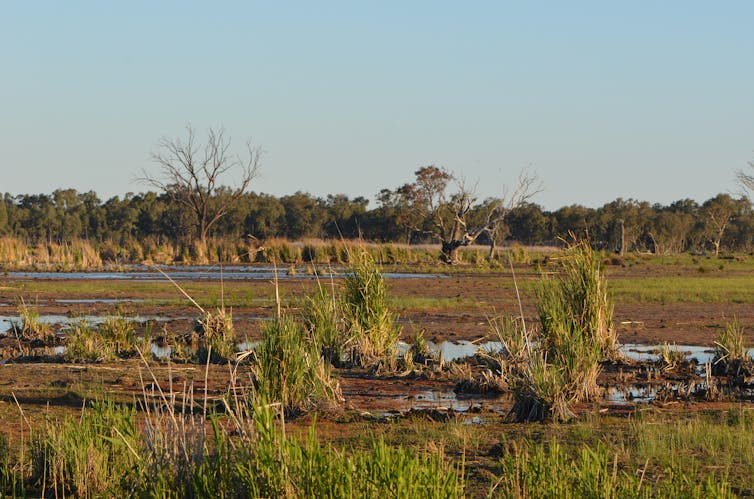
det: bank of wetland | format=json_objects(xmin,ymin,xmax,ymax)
[{"xmin": 2, "ymin": 246, "xmax": 754, "ymax": 496}]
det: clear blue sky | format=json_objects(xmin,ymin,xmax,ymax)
[{"xmin": 2, "ymin": 2, "xmax": 753, "ymax": 210}]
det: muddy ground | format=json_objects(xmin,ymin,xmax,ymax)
[
  {"xmin": 1, "ymin": 265, "xmax": 751, "ymax": 346},
  {"xmin": 1, "ymin": 261, "xmax": 754, "ymax": 495}
]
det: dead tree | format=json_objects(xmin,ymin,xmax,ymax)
[
  {"xmin": 736, "ymin": 160, "xmax": 754, "ymax": 197},
  {"xmin": 397, "ymin": 166, "xmax": 541, "ymax": 263},
  {"xmin": 140, "ymin": 126, "xmax": 261, "ymax": 244}
]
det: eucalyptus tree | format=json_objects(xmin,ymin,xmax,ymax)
[
  {"xmin": 140, "ymin": 126, "xmax": 261, "ymax": 244},
  {"xmin": 281, "ymin": 191, "xmax": 326, "ymax": 239},
  {"xmin": 391, "ymin": 166, "xmax": 540, "ymax": 263},
  {"xmin": 700, "ymin": 194, "xmax": 748, "ymax": 256},
  {"xmin": 323, "ymin": 194, "xmax": 369, "ymax": 239}
]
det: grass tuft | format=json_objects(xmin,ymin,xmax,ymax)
[
  {"xmin": 506, "ymin": 241, "xmax": 613, "ymax": 422},
  {"xmin": 302, "ymin": 280, "xmax": 348, "ymax": 366},
  {"xmin": 14, "ymin": 300, "xmax": 54, "ymax": 344},
  {"xmin": 343, "ymin": 249, "xmax": 401, "ymax": 370},
  {"xmin": 65, "ymin": 320, "xmax": 116, "ymax": 362},
  {"xmin": 250, "ymin": 313, "xmax": 343, "ymax": 416},
  {"xmin": 713, "ymin": 316, "xmax": 752, "ymax": 377}
]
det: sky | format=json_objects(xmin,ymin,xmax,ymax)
[{"xmin": 2, "ymin": 1, "xmax": 753, "ymax": 210}]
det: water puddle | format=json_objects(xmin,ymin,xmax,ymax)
[
  {"xmin": 619, "ymin": 343, "xmax": 724, "ymax": 365},
  {"xmin": 0, "ymin": 315, "xmax": 174, "ymax": 335},
  {"xmin": 397, "ymin": 340, "xmax": 504, "ymax": 362},
  {"xmin": 382, "ymin": 390, "xmax": 503, "ymax": 417},
  {"xmin": 406, "ymin": 390, "xmax": 474, "ymax": 411},
  {"xmin": 604, "ymin": 385, "xmax": 659, "ymax": 405},
  {"xmin": 6, "ymin": 266, "xmax": 442, "ymax": 282},
  {"xmin": 150, "ymin": 343, "xmax": 173, "ymax": 359}
]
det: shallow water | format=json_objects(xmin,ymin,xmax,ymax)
[
  {"xmin": 151, "ymin": 343, "xmax": 173, "ymax": 359},
  {"xmin": 6, "ymin": 266, "xmax": 442, "ymax": 282},
  {"xmin": 0, "ymin": 314, "xmax": 174, "ymax": 334},
  {"xmin": 617, "ymin": 343, "xmax": 747, "ymax": 365},
  {"xmin": 604, "ymin": 385, "xmax": 659, "ymax": 405},
  {"xmin": 397, "ymin": 339, "xmax": 504, "ymax": 362}
]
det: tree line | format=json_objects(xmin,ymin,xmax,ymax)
[{"xmin": 0, "ymin": 187, "xmax": 751, "ymax": 256}]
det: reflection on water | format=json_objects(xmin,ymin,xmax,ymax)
[
  {"xmin": 397, "ymin": 340, "xmax": 504, "ymax": 362},
  {"xmin": 412, "ymin": 390, "xmax": 468, "ymax": 410},
  {"xmin": 0, "ymin": 315, "xmax": 177, "ymax": 335},
  {"xmin": 430, "ymin": 340, "xmax": 504, "ymax": 362},
  {"xmin": 604, "ymin": 385, "xmax": 658, "ymax": 405},
  {"xmin": 618, "ymin": 343, "xmax": 735, "ymax": 365},
  {"xmin": 150, "ymin": 343, "xmax": 173, "ymax": 359}
]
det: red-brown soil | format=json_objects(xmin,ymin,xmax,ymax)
[{"xmin": 1, "ymin": 265, "xmax": 753, "ymax": 449}]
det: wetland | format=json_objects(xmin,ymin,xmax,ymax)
[{"xmin": 2, "ymin": 250, "xmax": 754, "ymax": 496}]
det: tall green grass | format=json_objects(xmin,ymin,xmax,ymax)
[
  {"xmin": 712, "ymin": 316, "xmax": 751, "ymax": 376},
  {"xmin": 505, "ymin": 242, "xmax": 615, "ymax": 422},
  {"xmin": 239, "ymin": 401, "xmax": 465, "ymax": 498},
  {"xmin": 302, "ymin": 280, "xmax": 348, "ymax": 366},
  {"xmin": 251, "ymin": 313, "xmax": 343, "ymax": 415},
  {"xmin": 494, "ymin": 438, "xmax": 732, "ymax": 498},
  {"xmin": 13, "ymin": 300, "xmax": 54, "ymax": 344},
  {"xmin": 30, "ymin": 400, "xmax": 139, "ymax": 498},
  {"xmin": 1, "ymin": 380, "xmax": 463, "ymax": 497},
  {"xmin": 343, "ymin": 250, "xmax": 401, "ymax": 369}
]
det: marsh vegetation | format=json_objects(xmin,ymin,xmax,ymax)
[{"xmin": 1, "ymin": 247, "xmax": 754, "ymax": 496}]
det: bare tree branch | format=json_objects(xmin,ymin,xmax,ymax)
[
  {"xmin": 138, "ymin": 125, "xmax": 261, "ymax": 243},
  {"xmin": 736, "ymin": 160, "xmax": 754, "ymax": 199},
  {"xmin": 394, "ymin": 166, "xmax": 542, "ymax": 263}
]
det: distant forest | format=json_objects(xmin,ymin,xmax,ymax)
[{"xmin": 0, "ymin": 188, "xmax": 751, "ymax": 256}]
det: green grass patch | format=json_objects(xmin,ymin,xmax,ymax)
[{"xmin": 610, "ymin": 275, "xmax": 754, "ymax": 304}]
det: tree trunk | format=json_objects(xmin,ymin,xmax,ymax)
[
  {"xmin": 441, "ymin": 240, "xmax": 464, "ymax": 264},
  {"xmin": 619, "ymin": 219, "xmax": 625, "ymax": 256}
]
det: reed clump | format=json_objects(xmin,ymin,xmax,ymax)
[
  {"xmin": 343, "ymin": 250, "xmax": 401, "ymax": 370},
  {"xmin": 13, "ymin": 301, "xmax": 54, "ymax": 344},
  {"xmin": 302, "ymin": 281, "xmax": 349, "ymax": 366},
  {"xmin": 537, "ymin": 241, "xmax": 618, "ymax": 360},
  {"xmin": 712, "ymin": 316, "xmax": 752, "ymax": 377},
  {"xmin": 658, "ymin": 342, "xmax": 688, "ymax": 372},
  {"xmin": 250, "ymin": 313, "xmax": 343, "ymax": 416},
  {"xmin": 98, "ymin": 315, "xmax": 138, "ymax": 357},
  {"xmin": 65, "ymin": 320, "xmax": 117, "ymax": 362},
  {"xmin": 195, "ymin": 307, "xmax": 237, "ymax": 362},
  {"xmin": 472, "ymin": 309, "xmax": 600, "ymax": 422},
  {"xmin": 504, "ymin": 241, "xmax": 615, "ymax": 422}
]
